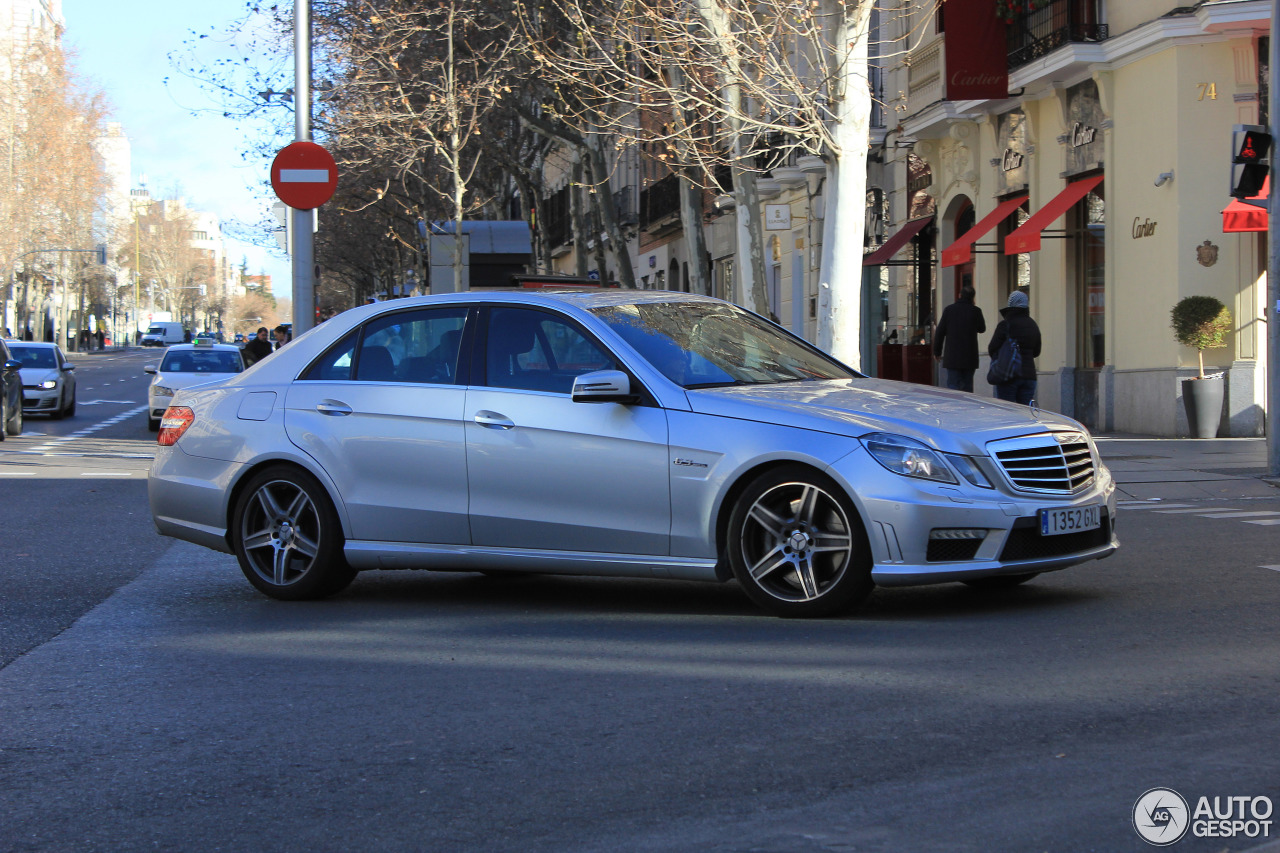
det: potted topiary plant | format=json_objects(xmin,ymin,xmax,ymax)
[{"xmin": 1170, "ymin": 295, "xmax": 1232, "ymax": 438}]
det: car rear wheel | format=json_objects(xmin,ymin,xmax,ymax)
[
  {"xmin": 231, "ymin": 466, "xmax": 356, "ymax": 600},
  {"xmin": 962, "ymin": 572, "xmax": 1039, "ymax": 589},
  {"xmin": 727, "ymin": 466, "xmax": 873, "ymax": 618}
]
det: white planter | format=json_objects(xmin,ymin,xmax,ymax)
[
  {"xmin": 797, "ymin": 155, "xmax": 827, "ymax": 174},
  {"xmin": 756, "ymin": 179, "xmax": 782, "ymax": 200},
  {"xmin": 771, "ymin": 166, "xmax": 806, "ymax": 188}
]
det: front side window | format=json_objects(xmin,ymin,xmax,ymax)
[
  {"xmin": 485, "ymin": 307, "xmax": 614, "ymax": 393},
  {"xmin": 590, "ymin": 300, "xmax": 855, "ymax": 387}
]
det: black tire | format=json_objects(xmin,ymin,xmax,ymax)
[
  {"xmin": 4, "ymin": 396, "xmax": 21, "ymax": 436},
  {"xmin": 726, "ymin": 465, "xmax": 873, "ymax": 618},
  {"xmin": 962, "ymin": 572, "xmax": 1039, "ymax": 590},
  {"xmin": 63, "ymin": 394, "xmax": 75, "ymax": 417},
  {"xmin": 230, "ymin": 465, "xmax": 356, "ymax": 600}
]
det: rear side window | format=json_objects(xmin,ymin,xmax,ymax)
[{"xmin": 301, "ymin": 308, "xmax": 468, "ymax": 384}]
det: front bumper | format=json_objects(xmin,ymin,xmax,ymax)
[
  {"xmin": 829, "ymin": 447, "xmax": 1118, "ymax": 587},
  {"xmin": 22, "ymin": 388, "xmax": 59, "ymax": 411}
]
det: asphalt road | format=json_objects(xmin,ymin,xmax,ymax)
[{"xmin": 2, "ymin": 352, "xmax": 1278, "ymax": 852}]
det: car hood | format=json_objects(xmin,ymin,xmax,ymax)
[
  {"xmin": 18, "ymin": 367, "xmax": 59, "ymax": 385},
  {"xmin": 684, "ymin": 378, "xmax": 1084, "ymax": 455}
]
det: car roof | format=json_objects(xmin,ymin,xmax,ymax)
[
  {"xmin": 9, "ymin": 341, "xmax": 57, "ymax": 347},
  {"xmin": 162, "ymin": 343, "xmax": 242, "ymax": 353}
]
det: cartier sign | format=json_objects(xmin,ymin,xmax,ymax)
[{"xmin": 1132, "ymin": 218, "xmax": 1157, "ymax": 239}]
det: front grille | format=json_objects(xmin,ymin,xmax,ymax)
[
  {"xmin": 926, "ymin": 538, "xmax": 983, "ymax": 562},
  {"xmin": 999, "ymin": 511, "xmax": 1112, "ymax": 562},
  {"xmin": 989, "ymin": 432, "xmax": 1095, "ymax": 494}
]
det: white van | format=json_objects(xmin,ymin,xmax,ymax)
[{"xmin": 141, "ymin": 322, "xmax": 186, "ymax": 347}]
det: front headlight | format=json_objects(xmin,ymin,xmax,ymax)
[
  {"xmin": 152, "ymin": 385, "xmax": 176, "ymax": 398},
  {"xmin": 860, "ymin": 433, "xmax": 958, "ymax": 484},
  {"xmin": 38, "ymin": 380, "xmax": 56, "ymax": 389}
]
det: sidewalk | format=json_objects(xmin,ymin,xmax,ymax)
[{"xmin": 1095, "ymin": 435, "xmax": 1279, "ymax": 501}]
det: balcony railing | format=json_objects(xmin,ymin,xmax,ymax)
[
  {"xmin": 640, "ymin": 174, "xmax": 681, "ymax": 229},
  {"xmin": 1007, "ymin": 0, "xmax": 1107, "ymax": 71}
]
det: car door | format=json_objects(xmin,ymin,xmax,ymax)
[
  {"xmin": 465, "ymin": 306, "xmax": 671, "ymax": 556},
  {"xmin": 284, "ymin": 306, "xmax": 472, "ymax": 544}
]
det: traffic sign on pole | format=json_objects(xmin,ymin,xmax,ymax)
[{"xmin": 270, "ymin": 141, "xmax": 337, "ymax": 210}]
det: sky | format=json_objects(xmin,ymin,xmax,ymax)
[{"xmin": 62, "ymin": 0, "xmax": 294, "ymax": 299}]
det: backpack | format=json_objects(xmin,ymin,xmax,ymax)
[{"xmin": 986, "ymin": 335, "xmax": 1022, "ymax": 385}]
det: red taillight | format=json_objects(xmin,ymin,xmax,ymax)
[{"xmin": 157, "ymin": 406, "xmax": 195, "ymax": 446}]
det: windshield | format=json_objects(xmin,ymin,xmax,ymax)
[
  {"xmin": 588, "ymin": 301, "xmax": 855, "ymax": 388},
  {"xmin": 8, "ymin": 346, "xmax": 56, "ymax": 369},
  {"xmin": 146, "ymin": 327, "xmax": 166, "ymax": 335},
  {"xmin": 159, "ymin": 350, "xmax": 243, "ymax": 374}
]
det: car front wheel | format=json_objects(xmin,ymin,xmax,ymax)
[
  {"xmin": 727, "ymin": 466, "xmax": 872, "ymax": 618},
  {"xmin": 4, "ymin": 395, "xmax": 21, "ymax": 436},
  {"xmin": 231, "ymin": 466, "xmax": 355, "ymax": 600}
]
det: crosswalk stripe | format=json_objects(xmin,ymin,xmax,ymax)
[
  {"xmin": 1117, "ymin": 502, "xmax": 1193, "ymax": 510},
  {"xmin": 1244, "ymin": 519, "xmax": 1280, "ymax": 526},
  {"xmin": 1196, "ymin": 511, "xmax": 1280, "ymax": 519}
]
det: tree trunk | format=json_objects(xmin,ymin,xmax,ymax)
[
  {"xmin": 570, "ymin": 159, "xmax": 589, "ymax": 278},
  {"xmin": 678, "ymin": 172, "xmax": 711, "ymax": 295},
  {"xmin": 816, "ymin": 2, "xmax": 874, "ymax": 368},
  {"xmin": 584, "ymin": 136, "xmax": 635, "ymax": 288}
]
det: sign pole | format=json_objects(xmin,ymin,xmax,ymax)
[
  {"xmin": 1269, "ymin": 0, "xmax": 1279, "ymax": 476},
  {"xmin": 292, "ymin": 0, "xmax": 315, "ymax": 337}
]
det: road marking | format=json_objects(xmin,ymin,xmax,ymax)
[
  {"xmin": 1196, "ymin": 511, "xmax": 1280, "ymax": 519},
  {"xmin": 1263, "ymin": 565, "xmax": 1280, "ymax": 572},
  {"xmin": 1117, "ymin": 502, "xmax": 1193, "ymax": 510},
  {"xmin": 81, "ymin": 471, "xmax": 133, "ymax": 477},
  {"xmin": 0, "ymin": 471, "xmax": 35, "ymax": 476},
  {"xmin": 1154, "ymin": 507, "xmax": 1247, "ymax": 514},
  {"xmin": 27, "ymin": 405, "xmax": 149, "ymax": 454},
  {"xmin": 1244, "ymin": 519, "xmax": 1280, "ymax": 526}
]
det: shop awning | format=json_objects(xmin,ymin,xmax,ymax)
[
  {"xmin": 863, "ymin": 216, "xmax": 933, "ymax": 266},
  {"xmin": 940, "ymin": 195, "xmax": 1028, "ymax": 268},
  {"xmin": 1222, "ymin": 177, "xmax": 1269, "ymax": 233},
  {"xmin": 1005, "ymin": 174, "xmax": 1105, "ymax": 254}
]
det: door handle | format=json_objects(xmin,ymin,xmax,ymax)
[
  {"xmin": 315, "ymin": 400, "xmax": 353, "ymax": 416},
  {"xmin": 473, "ymin": 410, "xmax": 515, "ymax": 430}
]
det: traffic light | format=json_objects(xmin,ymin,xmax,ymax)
[
  {"xmin": 95, "ymin": 243, "xmax": 108, "ymax": 265},
  {"xmin": 1231, "ymin": 124, "xmax": 1271, "ymax": 199}
]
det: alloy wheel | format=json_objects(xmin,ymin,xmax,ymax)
[{"xmin": 739, "ymin": 481, "xmax": 854, "ymax": 603}]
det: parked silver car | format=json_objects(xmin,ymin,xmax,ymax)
[
  {"xmin": 148, "ymin": 291, "xmax": 1117, "ymax": 617},
  {"xmin": 7, "ymin": 341, "xmax": 76, "ymax": 419}
]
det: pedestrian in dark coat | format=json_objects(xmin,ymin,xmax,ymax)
[
  {"xmin": 243, "ymin": 327, "xmax": 274, "ymax": 365},
  {"xmin": 987, "ymin": 290, "xmax": 1042, "ymax": 405},
  {"xmin": 932, "ymin": 284, "xmax": 985, "ymax": 392}
]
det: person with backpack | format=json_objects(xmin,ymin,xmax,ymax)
[
  {"xmin": 933, "ymin": 284, "xmax": 985, "ymax": 392},
  {"xmin": 987, "ymin": 290, "xmax": 1041, "ymax": 405}
]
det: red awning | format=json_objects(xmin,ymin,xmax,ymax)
[
  {"xmin": 940, "ymin": 195, "xmax": 1028, "ymax": 268},
  {"xmin": 1005, "ymin": 174, "xmax": 1105, "ymax": 254},
  {"xmin": 1222, "ymin": 177, "xmax": 1269, "ymax": 233},
  {"xmin": 863, "ymin": 216, "xmax": 933, "ymax": 266}
]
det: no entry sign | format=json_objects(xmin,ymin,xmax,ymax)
[{"xmin": 270, "ymin": 141, "xmax": 338, "ymax": 209}]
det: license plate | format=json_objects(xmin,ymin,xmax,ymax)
[{"xmin": 1039, "ymin": 505, "xmax": 1101, "ymax": 536}]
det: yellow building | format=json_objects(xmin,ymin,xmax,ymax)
[{"xmin": 879, "ymin": 0, "xmax": 1270, "ymax": 436}]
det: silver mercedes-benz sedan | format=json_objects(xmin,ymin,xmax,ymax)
[{"xmin": 148, "ymin": 290, "xmax": 1117, "ymax": 617}]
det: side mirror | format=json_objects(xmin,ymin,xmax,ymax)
[
  {"xmin": 144, "ymin": 365, "xmax": 157, "ymax": 375},
  {"xmin": 571, "ymin": 369, "xmax": 637, "ymax": 404},
  {"xmin": 62, "ymin": 363, "xmax": 75, "ymax": 371},
  {"xmin": 2, "ymin": 359, "xmax": 19, "ymax": 372}
]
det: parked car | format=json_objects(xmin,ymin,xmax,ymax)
[
  {"xmin": 144, "ymin": 340, "xmax": 245, "ymax": 431},
  {"xmin": 6, "ymin": 341, "xmax": 76, "ymax": 418},
  {"xmin": 0, "ymin": 338, "xmax": 23, "ymax": 438},
  {"xmin": 148, "ymin": 291, "xmax": 1118, "ymax": 617},
  {"xmin": 141, "ymin": 321, "xmax": 186, "ymax": 347}
]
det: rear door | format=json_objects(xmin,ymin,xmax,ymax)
[{"xmin": 285, "ymin": 306, "xmax": 473, "ymax": 544}]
